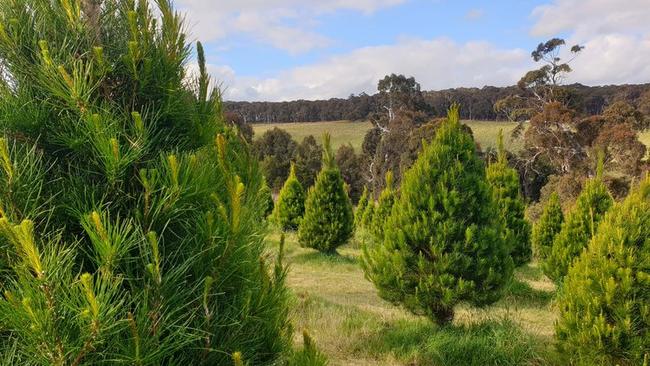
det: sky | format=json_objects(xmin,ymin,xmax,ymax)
[{"xmin": 176, "ymin": 0, "xmax": 650, "ymax": 102}]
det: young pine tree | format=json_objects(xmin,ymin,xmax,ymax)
[
  {"xmin": 531, "ymin": 192, "xmax": 564, "ymax": 261},
  {"xmin": 370, "ymin": 171, "xmax": 397, "ymax": 241},
  {"xmin": 542, "ymin": 166, "xmax": 613, "ymax": 283},
  {"xmin": 486, "ymin": 130, "xmax": 532, "ymax": 266},
  {"xmin": 555, "ymin": 175, "xmax": 650, "ymax": 365},
  {"xmin": 0, "ymin": 1, "xmax": 291, "ymax": 364},
  {"xmin": 355, "ymin": 186, "xmax": 370, "ymax": 227},
  {"xmin": 273, "ymin": 163, "xmax": 306, "ymax": 230},
  {"xmin": 362, "ymin": 106, "xmax": 513, "ymax": 325},
  {"xmin": 298, "ymin": 133, "xmax": 354, "ymax": 253}
]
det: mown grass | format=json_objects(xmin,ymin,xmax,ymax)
[
  {"xmin": 252, "ymin": 120, "xmax": 522, "ymax": 152},
  {"xmin": 267, "ymin": 230, "xmax": 561, "ymax": 365}
]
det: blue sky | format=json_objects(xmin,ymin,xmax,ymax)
[{"xmin": 177, "ymin": 0, "xmax": 649, "ymax": 101}]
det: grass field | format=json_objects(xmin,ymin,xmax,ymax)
[
  {"xmin": 254, "ymin": 121, "xmax": 650, "ymax": 157},
  {"xmin": 269, "ymin": 230, "xmax": 560, "ymax": 365}
]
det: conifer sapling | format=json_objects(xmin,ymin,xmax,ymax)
[{"xmin": 273, "ymin": 162, "xmax": 306, "ymax": 230}]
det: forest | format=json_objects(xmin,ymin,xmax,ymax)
[{"xmin": 225, "ymin": 83, "xmax": 650, "ymax": 123}]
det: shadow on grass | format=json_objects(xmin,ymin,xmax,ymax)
[
  {"xmin": 290, "ymin": 250, "xmax": 358, "ymax": 266},
  {"xmin": 504, "ymin": 279, "xmax": 555, "ymax": 307},
  {"xmin": 349, "ymin": 317, "xmax": 550, "ymax": 366}
]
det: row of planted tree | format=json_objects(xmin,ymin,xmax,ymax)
[{"xmin": 273, "ymin": 106, "xmax": 649, "ymax": 366}]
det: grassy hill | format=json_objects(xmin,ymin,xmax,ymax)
[
  {"xmin": 252, "ymin": 120, "xmax": 522, "ymax": 151},
  {"xmin": 253, "ymin": 120, "xmax": 650, "ymax": 158}
]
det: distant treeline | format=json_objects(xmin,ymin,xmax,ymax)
[{"xmin": 225, "ymin": 83, "xmax": 650, "ymax": 123}]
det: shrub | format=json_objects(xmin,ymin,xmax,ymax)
[
  {"xmin": 294, "ymin": 135, "xmax": 323, "ymax": 189},
  {"xmin": 0, "ymin": 1, "xmax": 291, "ymax": 364},
  {"xmin": 486, "ymin": 130, "xmax": 532, "ymax": 266},
  {"xmin": 532, "ymin": 192, "xmax": 564, "ymax": 261},
  {"xmin": 254, "ymin": 128, "xmax": 298, "ymax": 190},
  {"xmin": 360, "ymin": 197, "xmax": 376, "ymax": 228},
  {"xmin": 555, "ymin": 176, "xmax": 650, "ymax": 365},
  {"xmin": 298, "ymin": 133, "xmax": 355, "ymax": 253},
  {"xmin": 370, "ymin": 171, "xmax": 397, "ymax": 241},
  {"xmin": 355, "ymin": 186, "xmax": 370, "ymax": 227},
  {"xmin": 362, "ymin": 106, "xmax": 513, "ymax": 325},
  {"xmin": 542, "ymin": 171, "xmax": 613, "ymax": 283},
  {"xmin": 274, "ymin": 163, "xmax": 306, "ymax": 230},
  {"xmin": 336, "ymin": 144, "xmax": 364, "ymax": 204}
]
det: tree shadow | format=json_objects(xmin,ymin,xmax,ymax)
[{"xmin": 503, "ymin": 279, "xmax": 555, "ymax": 307}]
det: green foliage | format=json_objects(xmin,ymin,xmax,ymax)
[
  {"xmin": 486, "ymin": 130, "xmax": 532, "ymax": 266},
  {"xmin": 542, "ymin": 174, "xmax": 613, "ymax": 283},
  {"xmin": 362, "ymin": 106, "xmax": 513, "ymax": 325},
  {"xmin": 355, "ymin": 186, "xmax": 370, "ymax": 227},
  {"xmin": 294, "ymin": 135, "xmax": 323, "ymax": 189},
  {"xmin": 298, "ymin": 133, "xmax": 354, "ymax": 253},
  {"xmin": 254, "ymin": 128, "xmax": 298, "ymax": 190},
  {"xmin": 532, "ymin": 192, "xmax": 564, "ymax": 261},
  {"xmin": 274, "ymin": 163, "xmax": 306, "ymax": 230},
  {"xmin": 335, "ymin": 144, "xmax": 364, "ymax": 203},
  {"xmin": 370, "ymin": 171, "xmax": 397, "ymax": 241},
  {"xmin": 555, "ymin": 176, "xmax": 650, "ymax": 365},
  {"xmin": 286, "ymin": 331, "xmax": 329, "ymax": 366},
  {"xmin": 0, "ymin": 1, "xmax": 291, "ymax": 364}
]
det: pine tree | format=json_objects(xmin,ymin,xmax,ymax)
[
  {"xmin": 370, "ymin": 171, "xmax": 397, "ymax": 241},
  {"xmin": 298, "ymin": 133, "xmax": 354, "ymax": 253},
  {"xmin": 0, "ymin": 1, "xmax": 290, "ymax": 364},
  {"xmin": 532, "ymin": 192, "xmax": 564, "ymax": 261},
  {"xmin": 273, "ymin": 162, "xmax": 306, "ymax": 230},
  {"xmin": 355, "ymin": 186, "xmax": 370, "ymax": 227},
  {"xmin": 360, "ymin": 195, "xmax": 376, "ymax": 229},
  {"xmin": 542, "ymin": 167, "xmax": 613, "ymax": 283},
  {"xmin": 555, "ymin": 175, "xmax": 650, "ymax": 365},
  {"xmin": 362, "ymin": 106, "xmax": 513, "ymax": 325},
  {"xmin": 486, "ymin": 130, "xmax": 532, "ymax": 266}
]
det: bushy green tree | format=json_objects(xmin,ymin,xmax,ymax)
[
  {"xmin": 542, "ymin": 170, "xmax": 613, "ymax": 283},
  {"xmin": 298, "ymin": 133, "xmax": 354, "ymax": 253},
  {"xmin": 532, "ymin": 192, "xmax": 563, "ymax": 261},
  {"xmin": 362, "ymin": 106, "xmax": 513, "ymax": 325},
  {"xmin": 555, "ymin": 175, "xmax": 650, "ymax": 365},
  {"xmin": 294, "ymin": 135, "xmax": 323, "ymax": 189},
  {"xmin": 355, "ymin": 186, "xmax": 370, "ymax": 227},
  {"xmin": 254, "ymin": 128, "xmax": 298, "ymax": 190},
  {"xmin": 273, "ymin": 163, "xmax": 306, "ymax": 230},
  {"xmin": 0, "ymin": 1, "xmax": 291, "ymax": 364},
  {"xmin": 370, "ymin": 171, "xmax": 397, "ymax": 241},
  {"xmin": 360, "ymin": 198, "xmax": 376, "ymax": 228},
  {"xmin": 486, "ymin": 131, "xmax": 532, "ymax": 266}
]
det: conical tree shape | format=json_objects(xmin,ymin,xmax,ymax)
[
  {"xmin": 355, "ymin": 186, "xmax": 370, "ymax": 227},
  {"xmin": 0, "ymin": 2, "xmax": 290, "ymax": 364},
  {"xmin": 298, "ymin": 133, "xmax": 354, "ymax": 253},
  {"xmin": 486, "ymin": 130, "xmax": 532, "ymax": 266},
  {"xmin": 370, "ymin": 171, "xmax": 397, "ymax": 241},
  {"xmin": 362, "ymin": 106, "xmax": 513, "ymax": 325},
  {"xmin": 555, "ymin": 175, "xmax": 650, "ymax": 365},
  {"xmin": 532, "ymin": 192, "xmax": 564, "ymax": 261},
  {"xmin": 273, "ymin": 162, "xmax": 306, "ymax": 230},
  {"xmin": 542, "ymin": 165, "xmax": 613, "ymax": 283},
  {"xmin": 360, "ymin": 198, "xmax": 376, "ymax": 228}
]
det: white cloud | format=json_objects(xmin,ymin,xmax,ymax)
[
  {"xmin": 215, "ymin": 38, "xmax": 531, "ymax": 101},
  {"xmin": 176, "ymin": 0, "xmax": 406, "ymax": 53},
  {"xmin": 531, "ymin": 0, "xmax": 650, "ymax": 86}
]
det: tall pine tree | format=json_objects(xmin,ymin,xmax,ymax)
[
  {"xmin": 532, "ymin": 192, "xmax": 564, "ymax": 261},
  {"xmin": 555, "ymin": 175, "xmax": 650, "ymax": 365},
  {"xmin": 542, "ymin": 165, "xmax": 613, "ymax": 283},
  {"xmin": 273, "ymin": 162, "xmax": 305, "ymax": 230},
  {"xmin": 0, "ymin": 1, "xmax": 290, "ymax": 363},
  {"xmin": 355, "ymin": 186, "xmax": 370, "ymax": 227},
  {"xmin": 486, "ymin": 130, "xmax": 532, "ymax": 266},
  {"xmin": 370, "ymin": 171, "xmax": 397, "ymax": 241},
  {"xmin": 298, "ymin": 133, "xmax": 354, "ymax": 253},
  {"xmin": 362, "ymin": 106, "xmax": 513, "ymax": 325}
]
